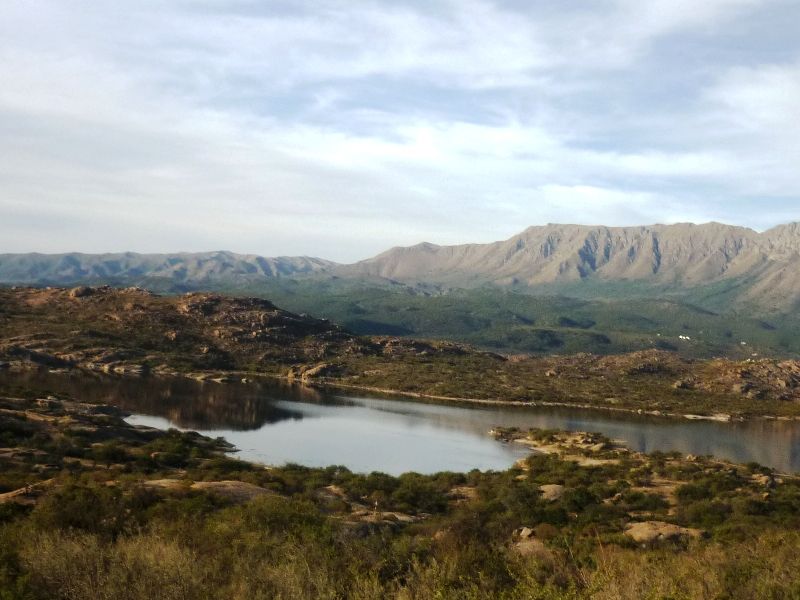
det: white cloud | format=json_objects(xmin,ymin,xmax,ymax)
[
  {"xmin": 0, "ymin": 0, "xmax": 798, "ymax": 261},
  {"xmin": 707, "ymin": 61, "xmax": 800, "ymax": 133},
  {"xmin": 531, "ymin": 185, "xmax": 713, "ymax": 225},
  {"xmin": 696, "ymin": 61, "xmax": 800, "ymax": 194}
]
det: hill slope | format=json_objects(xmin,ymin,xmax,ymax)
[
  {"xmin": 2, "ymin": 286, "xmax": 800, "ymax": 418},
  {"xmin": 339, "ymin": 222, "xmax": 800, "ymax": 311}
]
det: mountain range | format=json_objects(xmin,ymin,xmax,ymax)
[
  {"xmin": 3, "ymin": 222, "xmax": 800, "ymax": 312},
  {"xmin": 0, "ymin": 252, "xmax": 333, "ymax": 285}
]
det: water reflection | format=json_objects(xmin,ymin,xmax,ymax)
[
  {"xmin": 0, "ymin": 370, "xmax": 341, "ymax": 430},
  {"xmin": 1, "ymin": 370, "xmax": 799, "ymax": 474}
]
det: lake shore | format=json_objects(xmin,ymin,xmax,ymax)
[{"xmin": 9, "ymin": 358, "xmax": 800, "ymax": 423}]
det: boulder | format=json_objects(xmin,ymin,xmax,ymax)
[
  {"xmin": 35, "ymin": 398, "xmax": 62, "ymax": 410},
  {"xmin": 624, "ymin": 521, "xmax": 703, "ymax": 545},
  {"xmin": 515, "ymin": 526, "xmax": 534, "ymax": 540},
  {"xmin": 539, "ymin": 484, "xmax": 565, "ymax": 502},
  {"xmin": 515, "ymin": 537, "xmax": 548, "ymax": 557},
  {"xmin": 68, "ymin": 286, "xmax": 95, "ymax": 299},
  {"xmin": 288, "ymin": 362, "xmax": 338, "ymax": 383},
  {"xmin": 752, "ymin": 474, "xmax": 778, "ymax": 488}
]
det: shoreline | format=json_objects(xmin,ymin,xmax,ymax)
[
  {"xmin": 178, "ymin": 368, "xmax": 800, "ymax": 423},
  {"xmin": 6, "ymin": 362, "xmax": 800, "ymax": 423},
  {"xmin": 298, "ymin": 378, "xmax": 800, "ymax": 423}
]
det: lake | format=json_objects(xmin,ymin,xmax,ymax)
[{"xmin": 2, "ymin": 370, "xmax": 800, "ymax": 474}]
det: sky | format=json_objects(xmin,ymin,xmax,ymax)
[{"xmin": 1, "ymin": 0, "xmax": 800, "ymax": 262}]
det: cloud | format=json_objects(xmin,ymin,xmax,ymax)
[
  {"xmin": 706, "ymin": 61, "xmax": 800, "ymax": 135},
  {"xmin": 697, "ymin": 61, "xmax": 800, "ymax": 194},
  {"xmin": 0, "ymin": 0, "xmax": 799, "ymax": 261}
]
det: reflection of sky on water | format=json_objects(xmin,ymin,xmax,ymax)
[{"xmin": 2, "ymin": 370, "xmax": 800, "ymax": 475}]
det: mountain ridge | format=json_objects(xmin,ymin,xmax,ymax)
[
  {"xmin": 0, "ymin": 251, "xmax": 334, "ymax": 284},
  {"xmin": 338, "ymin": 222, "xmax": 800, "ymax": 310},
  {"xmin": 2, "ymin": 221, "xmax": 800, "ymax": 311}
]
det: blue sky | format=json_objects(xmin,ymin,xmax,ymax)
[{"xmin": 1, "ymin": 0, "xmax": 799, "ymax": 261}]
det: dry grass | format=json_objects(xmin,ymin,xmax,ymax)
[
  {"xmin": 22, "ymin": 532, "xmax": 210, "ymax": 600},
  {"xmin": 587, "ymin": 531, "xmax": 800, "ymax": 600}
]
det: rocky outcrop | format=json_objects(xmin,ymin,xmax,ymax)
[
  {"xmin": 0, "ymin": 287, "xmax": 361, "ymax": 374},
  {"xmin": 624, "ymin": 521, "xmax": 703, "ymax": 545},
  {"xmin": 68, "ymin": 286, "xmax": 95, "ymax": 298},
  {"xmin": 142, "ymin": 479, "xmax": 275, "ymax": 504},
  {"xmin": 287, "ymin": 362, "xmax": 341, "ymax": 383},
  {"xmin": 538, "ymin": 484, "xmax": 565, "ymax": 502}
]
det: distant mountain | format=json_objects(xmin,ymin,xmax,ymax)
[
  {"xmin": 338, "ymin": 222, "xmax": 800, "ymax": 311},
  {"xmin": 0, "ymin": 251, "xmax": 334, "ymax": 285},
  {"xmin": 2, "ymin": 222, "xmax": 800, "ymax": 312}
]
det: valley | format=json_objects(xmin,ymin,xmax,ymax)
[
  {"xmin": 1, "ymin": 283, "xmax": 800, "ymax": 598},
  {"xmin": 5, "ymin": 222, "xmax": 800, "ymax": 360},
  {"xmin": 2, "ymin": 286, "xmax": 800, "ymax": 420}
]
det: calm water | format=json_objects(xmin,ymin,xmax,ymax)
[{"xmin": 2, "ymin": 370, "xmax": 800, "ymax": 474}]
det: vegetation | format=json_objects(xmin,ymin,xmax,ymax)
[
  {"xmin": 2, "ymin": 286, "xmax": 800, "ymax": 419},
  {"xmin": 3, "ymin": 265, "xmax": 800, "ymax": 597},
  {"xmin": 7, "ymin": 274, "xmax": 800, "ymax": 359},
  {"xmin": 2, "ymin": 389, "xmax": 800, "ymax": 599},
  {"xmin": 96, "ymin": 278, "xmax": 800, "ymax": 359},
  {"xmin": 242, "ymin": 281, "xmax": 800, "ymax": 359}
]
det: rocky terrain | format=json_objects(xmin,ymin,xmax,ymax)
[
  {"xmin": 2, "ymin": 287, "xmax": 800, "ymax": 418},
  {"xmin": 0, "ymin": 284, "xmax": 486, "ymax": 385},
  {"xmin": 0, "ymin": 391, "xmax": 234, "ymax": 504}
]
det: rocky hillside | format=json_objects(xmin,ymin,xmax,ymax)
[
  {"xmin": 2, "ymin": 287, "xmax": 800, "ymax": 418},
  {"xmin": 0, "ymin": 286, "xmax": 471, "ymax": 378},
  {"xmin": 340, "ymin": 222, "xmax": 800, "ymax": 310},
  {"xmin": 0, "ymin": 286, "xmax": 359, "ymax": 375}
]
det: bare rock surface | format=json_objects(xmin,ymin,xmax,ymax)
[
  {"xmin": 624, "ymin": 521, "xmax": 703, "ymax": 545},
  {"xmin": 539, "ymin": 484, "xmax": 565, "ymax": 502}
]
